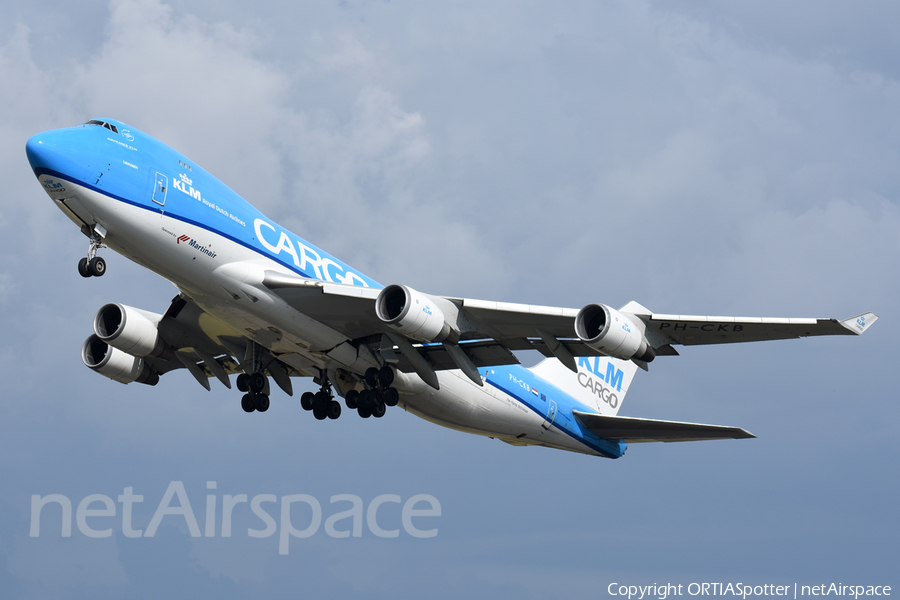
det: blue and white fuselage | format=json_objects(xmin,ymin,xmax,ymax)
[{"xmin": 28, "ymin": 119, "xmax": 872, "ymax": 458}]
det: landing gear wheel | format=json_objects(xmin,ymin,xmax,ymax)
[
  {"xmin": 78, "ymin": 257, "xmax": 91, "ymax": 278},
  {"xmin": 237, "ymin": 374, "xmax": 250, "ymax": 392},
  {"xmin": 371, "ymin": 401, "xmax": 386, "ymax": 418},
  {"xmin": 327, "ymin": 401, "xmax": 341, "ymax": 420},
  {"xmin": 255, "ymin": 394, "xmax": 270, "ymax": 412},
  {"xmin": 249, "ymin": 372, "xmax": 266, "ymax": 393},
  {"xmin": 378, "ymin": 366, "xmax": 394, "ymax": 388},
  {"xmin": 313, "ymin": 391, "xmax": 331, "ymax": 412},
  {"xmin": 383, "ymin": 387, "xmax": 399, "ymax": 407},
  {"xmin": 364, "ymin": 367, "xmax": 379, "ymax": 388},
  {"xmin": 345, "ymin": 389, "xmax": 359, "ymax": 409},
  {"xmin": 88, "ymin": 256, "xmax": 106, "ymax": 277},
  {"xmin": 300, "ymin": 392, "xmax": 314, "ymax": 411},
  {"xmin": 313, "ymin": 406, "xmax": 327, "ymax": 420},
  {"xmin": 241, "ymin": 394, "xmax": 255, "ymax": 413},
  {"xmin": 358, "ymin": 389, "xmax": 374, "ymax": 410},
  {"xmin": 357, "ymin": 405, "xmax": 371, "ymax": 418}
]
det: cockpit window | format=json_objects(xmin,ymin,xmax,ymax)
[{"xmin": 85, "ymin": 120, "xmax": 119, "ymax": 134}]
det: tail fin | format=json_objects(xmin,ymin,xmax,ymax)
[{"xmin": 529, "ymin": 355, "xmax": 638, "ymax": 416}]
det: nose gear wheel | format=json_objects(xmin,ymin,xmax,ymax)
[{"xmin": 78, "ymin": 229, "xmax": 107, "ymax": 277}]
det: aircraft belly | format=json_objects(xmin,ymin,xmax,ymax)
[{"xmin": 399, "ymin": 371, "xmax": 597, "ymax": 455}]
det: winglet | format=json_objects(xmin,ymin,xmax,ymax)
[{"xmin": 840, "ymin": 312, "xmax": 878, "ymax": 335}]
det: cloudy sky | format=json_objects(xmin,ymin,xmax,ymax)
[{"xmin": 1, "ymin": 0, "xmax": 897, "ymax": 597}]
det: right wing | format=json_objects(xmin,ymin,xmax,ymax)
[{"xmin": 261, "ymin": 271, "xmax": 876, "ymax": 376}]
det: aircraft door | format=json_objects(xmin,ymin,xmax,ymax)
[
  {"xmin": 152, "ymin": 172, "xmax": 168, "ymax": 206},
  {"xmin": 542, "ymin": 399, "xmax": 557, "ymax": 430}
]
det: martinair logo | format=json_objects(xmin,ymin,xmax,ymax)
[{"xmin": 175, "ymin": 234, "xmax": 217, "ymax": 259}]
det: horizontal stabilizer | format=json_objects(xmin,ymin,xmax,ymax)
[{"xmin": 572, "ymin": 410, "xmax": 755, "ymax": 443}]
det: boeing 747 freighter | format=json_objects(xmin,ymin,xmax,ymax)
[{"xmin": 25, "ymin": 118, "xmax": 877, "ymax": 458}]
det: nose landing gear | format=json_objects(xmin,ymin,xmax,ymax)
[{"xmin": 78, "ymin": 229, "xmax": 107, "ymax": 278}]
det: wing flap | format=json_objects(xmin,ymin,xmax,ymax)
[
  {"xmin": 393, "ymin": 340, "xmax": 519, "ymax": 374},
  {"xmin": 572, "ymin": 410, "xmax": 755, "ymax": 443}
]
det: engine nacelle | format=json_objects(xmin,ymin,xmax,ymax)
[
  {"xmin": 575, "ymin": 304, "xmax": 656, "ymax": 362},
  {"xmin": 375, "ymin": 284, "xmax": 451, "ymax": 342},
  {"xmin": 82, "ymin": 335, "xmax": 159, "ymax": 385},
  {"xmin": 93, "ymin": 303, "xmax": 172, "ymax": 360}
]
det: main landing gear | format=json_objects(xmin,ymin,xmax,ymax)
[
  {"xmin": 78, "ymin": 230, "xmax": 106, "ymax": 278},
  {"xmin": 299, "ymin": 366, "xmax": 399, "ymax": 421},
  {"xmin": 239, "ymin": 364, "xmax": 400, "ymax": 420},
  {"xmin": 300, "ymin": 378, "xmax": 342, "ymax": 421},
  {"xmin": 343, "ymin": 366, "xmax": 399, "ymax": 419},
  {"xmin": 237, "ymin": 372, "xmax": 270, "ymax": 413}
]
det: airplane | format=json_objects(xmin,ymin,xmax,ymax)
[{"xmin": 25, "ymin": 118, "xmax": 878, "ymax": 459}]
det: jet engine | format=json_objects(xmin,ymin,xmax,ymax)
[
  {"xmin": 82, "ymin": 334, "xmax": 159, "ymax": 385},
  {"xmin": 92, "ymin": 303, "xmax": 172, "ymax": 359},
  {"xmin": 575, "ymin": 303, "xmax": 656, "ymax": 362},
  {"xmin": 375, "ymin": 284, "xmax": 451, "ymax": 342}
]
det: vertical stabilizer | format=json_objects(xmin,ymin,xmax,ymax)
[{"xmin": 529, "ymin": 355, "xmax": 638, "ymax": 416}]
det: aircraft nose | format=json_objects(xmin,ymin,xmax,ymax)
[
  {"xmin": 25, "ymin": 132, "xmax": 55, "ymax": 173},
  {"xmin": 26, "ymin": 127, "xmax": 92, "ymax": 183}
]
